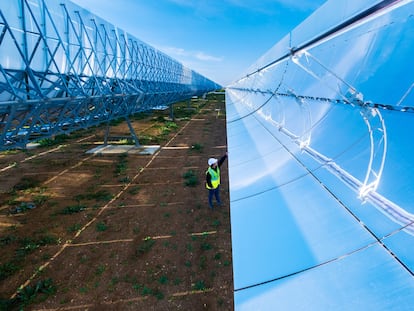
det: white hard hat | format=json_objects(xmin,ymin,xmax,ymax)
[{"xmin": 208, "ymin": 158, "xmax": 218, "ymax": 166}]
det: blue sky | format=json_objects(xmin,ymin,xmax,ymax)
[{"xmin": 70, "ymin": 0, "xmax": 327, "ymax": 86}]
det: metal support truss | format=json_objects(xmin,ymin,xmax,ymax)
[
  {"xmin": 0, "ymin": 0, "xmax": 220, "ymax": 150},
  {"xmin": 103, "ymin": 117, "xmax": 140, "ymax": 147}
]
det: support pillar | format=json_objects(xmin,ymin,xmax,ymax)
[{"xmin": 104, "ymin": 116, "xmax": 140, "ymax": 147}]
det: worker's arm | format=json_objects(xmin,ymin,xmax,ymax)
[
  {"xmin": 206, "ymin": 172, "xmax": 213, "ymax": 188},
  {"xmin": 218, "ymin": 153, "xmax": 228, "ymax": 168}
]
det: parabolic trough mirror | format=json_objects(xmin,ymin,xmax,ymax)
[
  {"xmin": 0, "ymin": 0, "xmax": 220, "ymax": 150},
  {"xmin": 226, "ymin": 0, "xmax": 414, "ymax": 309}
]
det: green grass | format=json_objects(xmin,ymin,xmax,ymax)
[
  {"xmin": 12, "ymin": 176, "xmax": 41, "ymax": 191},
  {"xmin": 0, "ymin": 234, "xmax": 58, "ymax": 281},
  {"xmin": 37, "ymin": 134, "xmax": 69, "ymax": 147},
  {"xmin": 136, "ymin": 237, "xmax": 155, "ymax": 256},
  {"xmin": 141, "ymin": 285, "xmax": 152, "ymax": 296},
  {"xmin": 136, "ymin": 134, "xmax": 162, "ymax": 145},
  {"xmin": 183, "ymin": 169, "xmax": 198, "ymax": 187},
  {"xmin": 153, "ymin": 289, "xmax": 164, "ymax": 300},
  {"xmin": 67, "ymin": 223, "xmax": 82, "ymax": 233},
  {"xmin": 74, "ymin": 190, "xmax": 113, "ymax": 202},
  {"xmin": 114, "ymin": 154, "xmax": 128, "ymax": 176},
  {"xmin": 96, "ymin": 222, "xmax": 108, "ymax": 232},
  {"xmin": 95, "ymin": 265, "xmax": 106, "ymax": 276},
  {"xmin": 59, "ymin": 204, "xmax": 86, "ymax": 215},
  {"xmin": 15, "ymin": 236, "xmax": 57, "ymax": 258},
  {"xmin": 128, "ymin": 186, "xmax": 140, "ymax": 195},
  {"xmin": 158, "ymin": 275, "xmax": 168, "ymax": 285},
  {"xmin": 79, "ymin": 286, "xmax": 89, "ymax": 294},
  {"xmin": 0, "ymin": 235, "xmax": 17, "ymax": 246},
  {"xmin": 193, "ymin": 280, "xmax": 207, "ymax": 291},
  {"xmin": 0, "ymin": 262, "xmax": 20, "ymax": 281},
  {"xmin": 200, "ymin": 242, "xmax": 212, "ymax": 251},
  {"xmin": 173, "ymin": 105, "xmax": 199, "ymax": 119},
  {"xmin": 159, "ymin": 121, "xmax": 178, "ymax": 135},
  {"xmin": 211, "ymin": 219, "xmax": 221, "ymax": 228},
  {"xmin": 0, "ymin": 278, "xmax": 56, "ymax": 310},
  {"xmin": 33, "ymin": 194, "xmax": 49, "ymax": 206},
  {"xmin": 133, "ymin": 226, "xmax": 140, "ymax": 234},
  {"xmin": 190, "ymin": 143, "xmax": 203, "ymax": 152}
]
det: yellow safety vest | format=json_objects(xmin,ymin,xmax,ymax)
[{"xmin": 206, "ymin": 166, "xmax": 220, "ymax": 189}]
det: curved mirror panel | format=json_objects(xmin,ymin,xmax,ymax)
[{"xmin": 227, "ymin": 0, "xmax": 414, "ymax": 309}]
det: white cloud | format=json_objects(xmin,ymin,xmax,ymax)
[
  {"xmin": 162, "ymin": 46, "xmax": 187, "ymax": 56},
  {"xmin": 159, "ymin": 46, "xmax": 223, "ymax": 63},
  {"xmin": 194, "ymin": 51, "xmax": 223, "ymax": 62},
  {"xmin": 155, "ymin": 45, "xmax": 225, "ymax": 84},
  {"xmin": 226, "ymin": 0, "xmax": 324, "ymax": 13},
  {"xmin": 274, "ymin": 0, "xmax": 325, "ymax": 11}
]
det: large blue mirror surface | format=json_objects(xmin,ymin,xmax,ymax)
[
  {"xmin": 235, "ymin": 244, "xmax": 414, "ymax": 310},
  {"xmin": 227, "ymin": 0, "xmax": 414, "ymax": 309}
]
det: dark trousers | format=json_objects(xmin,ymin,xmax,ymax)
[{"xmin": 208, "ymin": 186, "xmax": 221, "ymax": 208}]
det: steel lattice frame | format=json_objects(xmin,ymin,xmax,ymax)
[{"xmin": 0, "ymin": 0, "xmax": 220, "ymax": 150}]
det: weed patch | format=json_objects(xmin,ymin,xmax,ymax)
[
  {"xmin": 114, "ymin": 154, "xmax": 128, "ymax": 176},
  {"xmin": 0, "ymin": 235, "xmax": 17, "ymax": 246},
  {"xmin": 128, "ymin": 186, "xmax": 140, "ymax": 195},
  {"xmin": 0, "ymin": 278, "xmax": 56, "ymax": 310},
  {"xmin": 192, "ymin": 280, "xmax": 207, "ymax": 291},
  {"xmin": 37, "ymin": 134, "xmax": 69, "ymax": 147},
  {"xmin": 67, "ymin": 223, "xmax": 82, "ymax": 233},
  {"xmin": 12, "ymin": 176, "xmax": 41, "ymax": 191},
  {"xmin": 0, "ymin": 262, "xmax": 20, "ymax": 281},
  {"xmin": 183, "ymin": 169, "xmax": 198, "ymax": 187},
  {"xmin": 59, "ymin": 204, "xmax": 86, "ymax": 215},
  {"xmin": 201, "ymin": 242, "xmax": 212, "ymax": 251},
  {"xmin": 74, "ymin": 190, "xmax": 113, "ymax": 202},
  {"xmin": 136, "ymin": 237, "xmax": 155, "ymax": 256},
  {"xmin": 190, "ymin": 143, "xmax": 203, "ymax": 153},
  {"xmin": 96, "ymin": 222, "xmax": 108, "ymax": 232},
  {"xmin": 158, "ymin": 275, "xmax": 168, "ymax": 285}
]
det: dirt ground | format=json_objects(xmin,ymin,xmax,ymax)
[{"xmin": 0, "ymin": 94, "xmax": 233, "ymax": 310}]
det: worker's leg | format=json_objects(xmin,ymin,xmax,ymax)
[
  {"xmin": 214, "ymin": 186, "xmax": 221, "ymax": 206},
  {"xmin": 208, "ymin": 189, "xmax": 214, "ymax": 209}
]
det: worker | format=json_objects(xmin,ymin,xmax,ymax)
[{"xmin": 205, "ymin": 152, "xmax": 227, "ymax": 209}]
